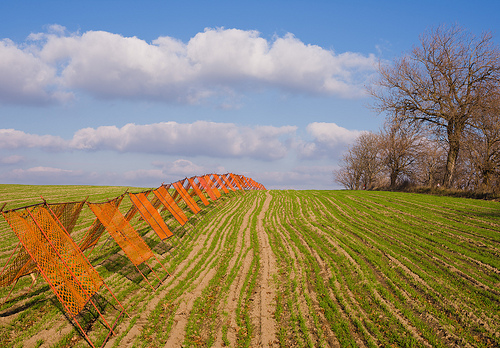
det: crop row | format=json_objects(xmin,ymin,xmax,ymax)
[
  {"xmin": 1, "ymin": 187, "xmax": 499, "ymax": 347},
  {"xmin": 265, "ymin": 190, "xmax": 500, "ymax": 347}
]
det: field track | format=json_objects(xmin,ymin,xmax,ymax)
[{"xmin": 1, "ymin": 186, "xmax": 500, "ymax": 347}]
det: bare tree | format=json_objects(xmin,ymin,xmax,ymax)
[
  {"xmin": 334, "ymin": 145, "xmax": 364, "ymax": 190},
  {"xmin": 414, "ymin": 138, "xmax": 447, "ymax": 187},
  {"xmin": 368, "ymin": 25, "xmax": 500, "ymax": 188},
  {"xmin": 462, "ymin": 93, "xmax": 500, "ymax": 191},
  {"xmin": 333, "ymin": 164, "xmax": 360, "ymax": 190},
  {"xmin": 379, "ymin": 119, "xmax": 424, "ymax": 188},
  {"xmin": 334, "ymin": 132, "xmax": 382, "ymax": 190}
]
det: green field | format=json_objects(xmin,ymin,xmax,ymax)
[{"xmin": 0, "ymin": 185, "xmax": 499, "ymax": 347}]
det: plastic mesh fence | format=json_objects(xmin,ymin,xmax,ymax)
[
  {"xmin": 221, "ymin": 174, "xmax": 236, "ymax": 191},
  {"xmin": 186, "ymin": 178, "xmax": 210, "ymax": 205},
  {"xmin": 241, "ymin": 175, "xmax": 253, "ymax": 189},
  {"xmin": 128, "ymin": 192, "xmax": 173, "ymax": 241},
  {"xmin": 1, "ymin": 201, "xmax": 85, "ymax": 288},
  {"xmin": 79, "ymin": 196, "xmax": 123, "ymax": 252},
  {"xmin": 235, "ymin": 175, "xmax": 249, "ymax": 189},
  {"xmin": 228, "ymin": 173, "xmax": 243, "ymax": 190},
  {"xmin": 2, "ymin": 205, "xmax": 103, "ymax": 316},
  {"xmin": 0, "ymin": 248, "xmax": 35, "ymax": 287},
  {"xmin": 48, "ymin": 201, "xmax": 86, "ymax": 235},
  {"xmin": 202, "ymin": 175, "xmax": 221, "ymax": 198},
  {"xmin": 153, "ymin": 186, "xmax": 188, "ymax": 226},
  {"xmin": 172, "ymin": 181, "xmax": 201, "ymax": 214},
  {"xmin": 212, "ymin": 174, "xmax": 229, "ymax": 194},
  {"xmin": 87, "ymin": 201, "xmax": 154, "ymax": 267}
]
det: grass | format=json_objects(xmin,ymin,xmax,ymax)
[{"xmin": 1, "ymin": 185, "xmax": 500, "ymax": 347}]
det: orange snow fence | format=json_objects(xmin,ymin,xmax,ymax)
[
  {"xmin": 87, "ymin": 199, "xmax": 171, "ymax": 290},
  {"xmin": 153, "ymin": 186, "xmax": 189, "ymax": 226},
  {"xmin": 186, "ymin": 177, "xmax": 210, "ymax": 206},
  {"xmin": 171, "ymin": 181, "xmax": 201, "ymax": 214},
  {"xmin": 212, "ymin": 174, "xmax": 229, "ymax": 194},
  {"xmin": 87, "ymin": 200, "xmax": 154, "ymax": 267},
  {"xmin": 128, "ymin": 192, "xmax": 173, "ymax": 241},
  {"xmin": 50, "ymin": 201, "xmax": 86, "ymax": 234},
  {"xmin": 0, "ymin": 247, "xmax": 34, "ymax": 288},
  {"xmin": 2, "ymin": 202, "xmax": 128, "ymax": 348},
  {"xmin": 0, "ymin": 172, "xmax": 265, "ymax": 346},
  {"xmin": 243, "ymin": 176, "xmax": 254, "ymax": 189},
  {"xmin": 221, "ymin": 174, "xmax": 236, "ymax": 191},
  {"xmin": 195, "ymin": 176, "xmax": 217, "ymax": 201},
  {"xmin": 203, "ymin": 175, "xmax": 221, "ymax": 198},
  {"xmin": 78, "ymin": 196, "xmax": 124, "ymax": 253},
  {"xmin": 2, "ymin": 204, "xmax": 103, "ymax": 317},
  {"xmin": 238, "ymin": 175, "xmax": 251, "ymax": 189},
  {"xmin": 228, "ymin": 173, "xmax": 244, "ymax": 190},
  {"xmin": 0, "ymin": 201, "xmax": 86, "ymax": 288}
]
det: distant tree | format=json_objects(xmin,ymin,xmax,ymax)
[
  {"xmin": 333, "ymin": 164, "xmax": 360, "ymax": 190},
  {"xmin": 462, "ymin": 93, "xmax": 500, "ymax": 191},
  {"xmin": 379, "ymin": 119, "xmax": 424, "ymax": 188},
  {"xmin": 368, "ymin": 25, "xmax": 500, "ymax": 188},
  {"xmin": 334, "ymin": 132, "xmax": 382, "ymax": 190},
  {"xmin": 407, "ymin": 137, "xmax": 446, "ymax": 188}
]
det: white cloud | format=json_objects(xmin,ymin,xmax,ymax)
[
  {"xmin": 307, "ymin": 122, "xmax": 362, "ymax": 147},
  {"xmin": 0, "ymin": 121, "xmax": 366, "ymax": 162},
  {"xmin": 152, "ymin": 159, "xmax": 208, "ymax": 176},
  {"xmin": 0, "ymin": 129, "xmax": 66, "ymax": 150},
  {"xmin": 150, "ymin": 159, "xmax": 227, "ymax": 183},
  {"xmin": 295, "ymin": 122, "xmax": 363, "ymax": 159},
  {"xmin": 0, "ymin": 39, "xmax": 71, "ymax": 104},
  {"xmin": 0, "ymin": 27, "xmax": 377, "ymax": 105},
  {"xmin": 69, "ymin": 121, "xmax": 297, "ymax": 160}
]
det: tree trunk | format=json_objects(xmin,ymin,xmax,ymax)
[
  {"xmin": 390, "ymin": 170, "xmax": 398, "ymax": 188},
  {"xmin": 482, "ymin": 168, "xmax": 492, "ymax": 190},
  {"xmin": 443, "ymin": 134, "xmax": 460, "ymax": 188},
  {"xmin": 443, "ymin": 119, "xmax": 466, "ymax": 188}
]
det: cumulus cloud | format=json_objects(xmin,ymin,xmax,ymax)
[
  {"xmin": 152, "ymin": 159, "xmax": 210, "ymax": 177},
  {"xmin": 0, "ymin": 129, "xmax": 66, "ymax": 150},
  {"xmin": 0, "ymin": 121, "xmax": 366, "ymax": 161},
  {"xmin": 295, "ymin": 122, "xmax": 363, "ymax": 159},
  {"xmin": 0, "ymin": 122, "xmax": 296, "ymax": 159},
  {"xmin": 69, "ymin": 121, "xmax": 297, "ymax": 160},
  {"xmin": 307, "ymin": 122, "xmax": 363, "ymax": 147},
  {"xmin": 0, "ymin": 26, "xmax": 377, "ymax": 105},
  {"xmin": 0, "ymin": 39, "xmax": 71, "ymax": 104}
]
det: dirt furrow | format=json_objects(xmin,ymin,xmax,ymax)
[
  {"xmin": 109, "ymin": 196, "xmax": 242, "ymax": 347},
  {"xmin": 212, "ymin": 194, "xmax": 259, "ymax": 346},
  {"xmin": 304, "ymin": 199, "xmax": 378, "ymax": 347},
  {"xmin": 251, "ymin": 191, "xmax": 277, "ymax": 347},
  {"xmin": 162, "ymin": 199, "xmax": 245, "ymax": 347}
]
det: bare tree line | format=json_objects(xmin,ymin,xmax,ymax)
[{"xmin": 335, "ymin": 24, "xmax": 500, "ymax": 193}]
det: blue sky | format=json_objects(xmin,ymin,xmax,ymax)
[{"xmin": 1, "ymin": 0, "xmax": 499, "ymax": 189}]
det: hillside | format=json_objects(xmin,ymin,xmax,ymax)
[{"xmin": 1, "ymin": 186, "xmax": 499, "ymax": 347}]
